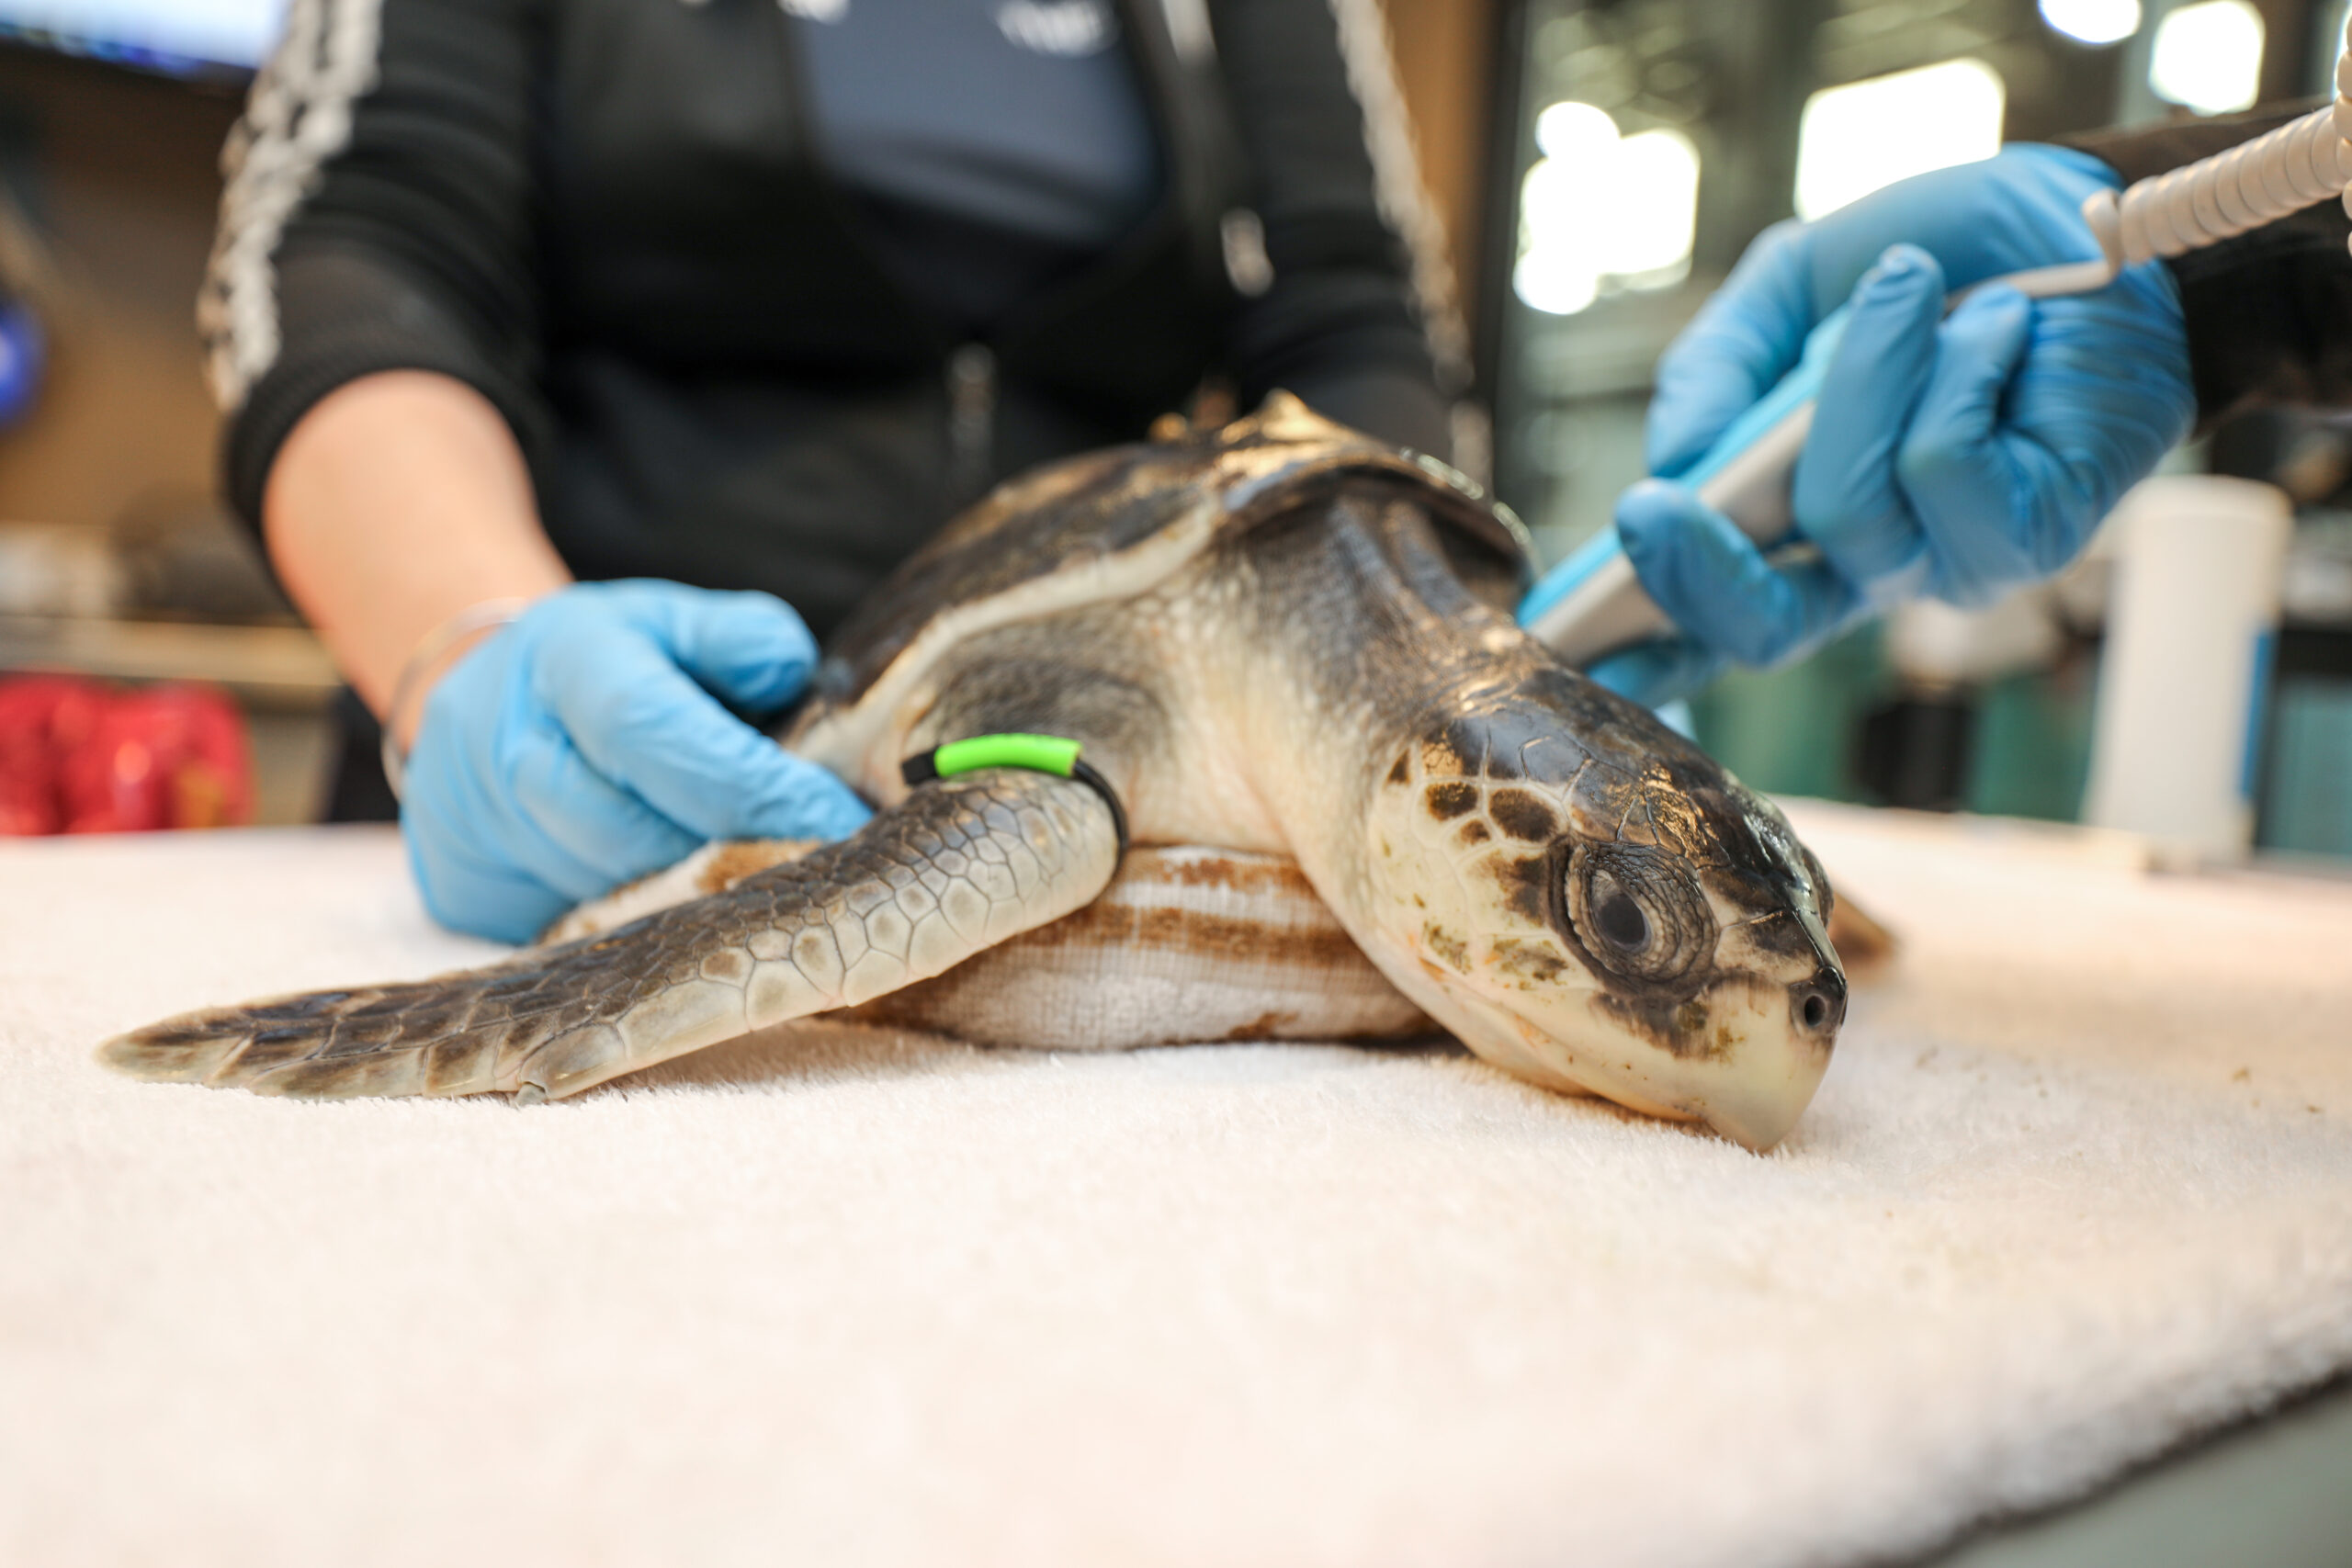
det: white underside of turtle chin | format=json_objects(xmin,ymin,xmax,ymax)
[
  {"xmin": 1362, "ymin": 956, "xmax": 1828, "ymax": 1152},
  {"xmin": 1373, "ymin": 970, "xmax": 1699, "ymax": 1128}
]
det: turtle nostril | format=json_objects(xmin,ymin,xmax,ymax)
[{"xmin": 1792, "ymin": 966, "xmax": 1847, "ymax": 1037}]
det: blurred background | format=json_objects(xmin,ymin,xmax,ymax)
[{"xmin": 0, "ymin": 0, "xmax": 2341, "ymax": 856}]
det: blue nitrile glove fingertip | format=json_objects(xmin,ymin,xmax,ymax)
[
  {"xmin": 403, "ymin": 822, "xmax": 565, "ymax": 945},
  {"xmin": 1586, "ymin": 637, "xmax": 1725, "ymax": 709},
  {"xmin": 536, "ymin": 610, "xmax": 812, "ymax": 840},
  {"xmin": 662, "ymin": 586, "xmax": 822, "ymax": 715},
  {"xmin": 1788, "ymin": 246, "xmax": 1947, "ymax": 592},
  {"xmin": 1860, "ymin": 244, "xmax": 1943, "ymax": 305},
  {"xmin": 1614, "ymin": 481, "xmax": 1782, "ymax": 666},
  {"xmin": 505, "ymin": 718, "xmax": 705, "ymax": 889},
  {"xmin": 1900, "ymin": 288, "xmax": 2035, "ymax": 511},
  {"xmin": 1619, "ymin": 480, "xmax": 1866, "ymax": 668},
  {"xmin": 1614, "ymin": 477, "xmax": 1701, "ymax": 539},
  {"xmin": 1646, "ymin": 220, "xmax": 1815, "ymax": 478},
  {"xmin": 1951, "ymin": 280, "xmax": 2032, "ymax": 334},
  {"xmin": 401, "ymin": 639, "xmax": 582, "ymax": 944},
  {"xmin": 1866, "ymin": 242, "xmax": 1928, "ymax": 281},
  {"xmin": 1613, "ymin": 479, "xmax": 1721, "ymax": 595},
  {"xmin": 736, "ymin": 751, "xmax": 873, "ymax": 843},
  {"xmin": 590, "ymin": 579, "xmax": 819, "ymax": 714}
]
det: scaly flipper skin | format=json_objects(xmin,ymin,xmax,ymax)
[{"xmin": 97, "ymin": 771, "xmax": 1119, "ymax": 1102}]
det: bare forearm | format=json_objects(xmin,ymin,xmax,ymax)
[{"xmin": 263, "ymin": 371, "xmax": 571, "ymax": 740}]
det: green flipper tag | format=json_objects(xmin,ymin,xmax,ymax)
[
  {"xmin": 932, "ymin": 733, "xmax": 1083, "ymax": 780},
  {"xmin": 899, "ymin": 733, "xmax": 1128, "ymax": 860}
]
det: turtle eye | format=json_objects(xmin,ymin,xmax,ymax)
[
  {"xmin": 1565, "ymin": 843, "xmax": 1715, "ymax": 987},
  {"xmin": 1591, "ymin": 875, "xmax": 1651, "ymax": 953}
]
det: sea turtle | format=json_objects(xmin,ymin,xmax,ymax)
[{"xmin": 100, "ymin": 395, "xmax": 1847, "ymax": 1148}]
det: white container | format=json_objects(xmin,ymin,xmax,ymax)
[{"xmin": 2082, "ymin": 476, "xmax": 2294, "ymax": 863}]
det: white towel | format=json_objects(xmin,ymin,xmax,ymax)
[{"xmin": 2, "ymin": 804, "xmax": 2346, "ymax": 1567}]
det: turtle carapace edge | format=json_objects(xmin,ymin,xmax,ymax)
[{"xmin": 100, "ymin": 394, "xmax": 1846, "ymax": 1150}]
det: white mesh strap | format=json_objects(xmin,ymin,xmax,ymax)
[
  {"xmin": 1320, "ymin": 0, "xmax": 1475, "ymax": 400},
  {"xmin": 197, "ymin": 0, "xmax": 387, "ymax": 412}
]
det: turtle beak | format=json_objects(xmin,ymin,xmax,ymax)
[{"xmin": 1680, "ymin": 946, "xmax": 1845, "ymax": 1152}]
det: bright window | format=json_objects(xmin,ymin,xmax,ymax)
[
  {"xmin": 0, "ymin": 0, "xmax": 286, "ymax": 67},
  {"xmin": 1793, "ymin": 59, "xmax": 2007, "ymax": 222},
  {"xmin": 2039, "ymin": 0, "xmax": 2141, "ymax": 45},
  {"xmin": 2148, "ymin": 0, "xmax": 2265, "ymax": 115},
  {"xmin": 1514, "ymin": 105, "xmax": 1701, "ymax": 318}
]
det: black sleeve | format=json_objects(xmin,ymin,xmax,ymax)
[
  {"xmin": 1204, "ymin": 0, "xmax": 1455, "ymax": 457},
  {"xmin": 200, "ymin": 0, "xmax": 550, "ymax": 532},
  {"xmin": 2063, "ymin": 102, "xmax": 2352, "ymax": 431}
]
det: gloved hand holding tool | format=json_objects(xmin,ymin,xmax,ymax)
[
  {"xmin": 399, "ymin": 580, "xmax": 872, "ymax": 944},
  {"xmin": 1523, "ymin": 145, "xmax": 2198, "ymax": 707}
]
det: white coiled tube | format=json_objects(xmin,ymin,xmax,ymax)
[{"xmin": 2082, "ymin": 17, "xmax": 2352, "ymax": 269}]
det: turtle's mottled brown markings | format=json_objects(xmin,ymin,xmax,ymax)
[
  {"xmin": 985, "ymin": 897, "xmax": 1364, "ymax": 969},
  {"xmin": 1490, "ymin": 938, "xmax": 1566, "ymax": 985},
  {"xmin": 1491, "ymin": 853, "xmax": 1549, "ymax": 926},
  {"xmin": 1141, "ymin": 854, "xmax": 1317, "ymax": 897},
  {"xmin": 696, "ymin": 840, "xmax": 820, "ymax": 897},
  {"xmin": 1457, "ymin": 821, "xmax": 1491, "ymax": 846},
  {"xmin": 1487, "ymin": 789, "xmax": 1556, "ymax": 842},
  {"xmin": 1385, "ymin": 752, "xmax": 1411, "ymax": 786},
  {"xmin": 1422, "ymin": 921, "xmax": 1469, "ymax": 973},
  {"xmin": 1590, "ymin": 989, "xmax": 1711, "ymax": 1060},
  {"xmin": 1425, "ymin": 781, "xmax": 1477, "ymax": 819},
  {"xmin": 1588, "ymin": 977, "xmax": 1776, "ymax": 1064},
  {"xmin": 1419, "ymin": 738, "xmax": 1465, "ymax": 776}
]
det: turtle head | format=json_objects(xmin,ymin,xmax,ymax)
[{"xmin": 1362, "ymin": 666, "xmax": 1843, "ymax": 1150}]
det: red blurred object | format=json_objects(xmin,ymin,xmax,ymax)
[{"xmin": 0, "ymin": 675, "xmax": 253, "ymax": 835}]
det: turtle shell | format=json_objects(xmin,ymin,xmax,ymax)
[{"xmin": 812, "ymin": 392, "xmax": 1532, "ymax": 714}]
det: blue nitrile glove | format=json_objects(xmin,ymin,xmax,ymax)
[
  {"xmin": 1587, "ymin": 144, "xmax": 2196, "ymax": 706},
  {"xmin": 401, "ymin": 580, "xmax": 872, "ymax": 943}
]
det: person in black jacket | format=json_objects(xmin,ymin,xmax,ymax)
[{"xmin": 205, "ymin": 0, "xmax": 1470, "ymax": 942}]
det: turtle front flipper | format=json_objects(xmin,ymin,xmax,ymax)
[{"xmin": 97, "ymin": 770, "xmax": 1120, "ymax": 1102}]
